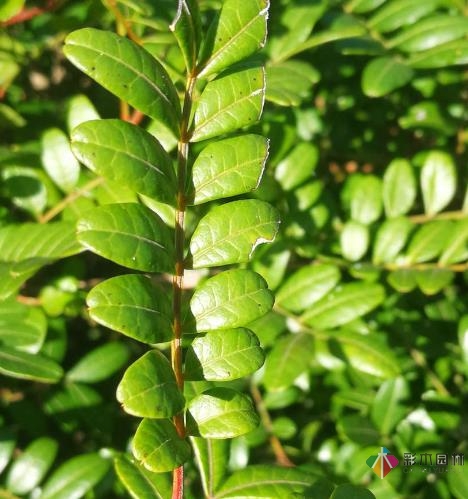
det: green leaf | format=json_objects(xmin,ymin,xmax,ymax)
[
  {"xmin": 41, "ymin": 453, "xmax": 110, "ymax": 499},
  {"xmin": 331, "ymin": 483, "xmax": 376, "ymax": 499},
  {"xmin": 458, "ymin": 315, "xmax": 468, "ymax": 364},
  {"xmin": 187, "ymin": 387, "xmax": 259, "ymax": 438},
  {"xmin": 405, "ymin": 221, "xmax": 453, "ymax": 263},
  {"xmin": 71, "ymin": 119, "xmax": 176, "ymax": 204},
  {"xmin": 117, "ymin": 350, "xmax": 184, "ymax": 418},
  {"xmin": 399, "ymin": 101, "xmax": 456, "ymax": 134},
  {"xmin": 133, "ymin": 419, "xmax": 190, "ymax": 472},
  {"xmin": 0, "ymin": 346, "xmax": 63, "ymax": 383},
  {"xmin": 338, "ymin": 414, "xmax": 379, "ymax": 446},
  {"xmin": 45, "ymin": 382, "xmax": 101, "ymax": 415},
  {"xmin": 420, "ymin": 151, "xmax": 457, "ymax": 216},
  {"xmin": 0, "ymin": 428, "xmax": 15, "ymax": 475},
  {"xmin": 274, "ymin": 142, "xmax": 318, "ymax": 191},
  {"xmin": 408, "ymin": 39, "xmax": 468, "ymax": 68},
  {"xmin": 0, "ymin": 300, "xmax": 46, "ymax": 353},
  {"xmin": 448, "ymin": 470, "xmax": 468, "ymax": 499},
  {"xmin": 64, "ymin": 28, "xmax": 181, "ymax": 135},
  {"xmin": 263, "ymin": 333, "xmax": 314, "ymax": 391},
  {"xmin": 215, "ymin": 465, "xmax": 316, "ymax": 498},
  {"xmin": 439, "ymin": 218, "xmax": 468, "ymax": 265},
  {"xmin": 6, "ymin": 437, "xmax": 58, "ymax": 495},
  {"xmin": 191, "ymin": 269, "xmax": 274, "ymax": 331},
  {"xmin": 0, "ymin": 0, "xmax": 24, "ymax": 21},
  {"xmin": 343, "ymin": 174, "xmax": 382, "ymax": 225},
  {"xmin": 191, "ymin": 66, "xmax": 265, "ymax": 142},
  {"xmin": 67, "ymin": 342, "xmax": 130, "ymax": 383},
  {"xmin": 340, "ymin": 220, "xmax": 369, "ymax": 262},
  {"xmin": 345, "ymin": 0, "xmax": 386, "ymax": 14},
  {"xmin": 2, "ymin": 165, "xmax": 47, "ymax": 215},
  {"xmin": 276, "ymin": 264, "xmax": 340, "ymax": 313},
  {"xmin": 77, "ymin": 203, "xmax": 174, "ymax": 273},
  {"xmin": 67, "ymin": 94, "xmax": 100, "ymax": 132},
  {"xmin": 190, "ymin": 200, "xmax": 279, "ymax": 268},
  {"xmin": 86, "ymin": 275, "xmax": 172, "ymax": 345},
  {"xmin": 362, "ymin": 57, "xmax": 413, "ymax": 97},
  {"xmin": 372, "ymin": 217, "xmax": 413, "ymax": 264},
  {"xmin": 114, "ymin": 455, "xmax": 172, "ymax": 499},
  {"xmin": 370, "ymin": 377, "xmax": 409, "ymax": 436},
  {"xmin": 170, "ymin": 0, "xmax": 201, "ymax": 73},
  {"xmin": 388, "ymin": 15, "xmax": 468, "ymax": 53},
  {"xmin": 191, "ymin": 135, "xmax": 268, "ymax": 205},
  {"xmin": 383, "ymin": 159, "xmax": 417, "ymax": 217},
  {"xmin": 185, "ymin": 328, "xmax": 264, "ymax": 381},
  {"xmin": 302, "ymin": 283, "xmax": 385, "ymax": 329},
  {"xmin": 198, "ymin": 0, "xmax": 268, "ymax": 78},
  {"xmin": 190, "ymin": 438, "xmax": 229, "ymax": 497},
  {"xmin": 387, "ymin": 269, "xmax": 417, "ymax": 293},
  {"xmin": 416, "ymin": 269, "xmax": 454, "ymax": 295},
  {"xmin": 41, "ymin": 128, "xmax": 80, "ymax": 193}
]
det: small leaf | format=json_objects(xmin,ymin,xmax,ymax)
[
  {"xmin": 67, "ymin": 342, "xmax": 130, "ymax": 383},
  {"xmin": 0, "ymin": 428, "xmax": 15, "ymax": 475},
  {"xmin": 114, "ymin": 455, "xmax": 172, "ymax": 499},
  {"xmin": 439, "ymin": 218, "xmax": 468, "ymax": 265},
  {"xmin": 383, "ymin": 158, "xmax": 416, "ymax": 217},
  {"xmin": 0, "ymin": 346, "xmax": 63, "ymax": 383},
  {"xmin": 274, "ymin": 142, "xmax": 318, "ymax": 191},
  {"xmin": 191, "ymin": 66, "xmax": 265, "ymax": 142},
  {"xmin": 67, "ymin": 93, "xmax": 100, "ymax": 132},
  {"xmin": 405, "ymin": 221, "xmax": 453, "ymax": 263},
  {"xmin": 41, "ymin": 453, "xmax": 110, "ymax": 499},
  {"xmin": 170, "ymin": 0, "xmax": 201, "ymax": 73},
  {"xmin": 420, "ymin": 150, "xmax": 457, "ymax": 216},
  {"xmin": 263, "ymin": 333, "xmax": 314, "ymax": 391},
  {"xmin": 77, "ymin": 203, "xmax": 174, "ymax": 273},
  {"xmin": 6, "ymin": 437, "xmax": 58, "ymax": 495},
  {"xmin": 133, "ymin": 419, "xmax": 191, "ymax": 472},
  {"xmin": 185, "ymin": 328, "xmax": 264, "ymax": 381},
  {"xmin": 340, "ymin": 220, "xmax": 369, "ymax": 262},
  {"xmin": 187, "ymin": 387, "xmax": 259, "ymax": 438},
  {"xmin": 64, "ymin": 28, "xmax": 180, "ymax": 135},
  {"xmin": 302, "ymin": 283, "xmax": 385, "ymax": 329},
  {"xmin": 372, "ymin": 217, "xmax": 413, "ymax": 264},
  {"xmin": 117, "ymin": 350, "xmax": 184, "ymax": 418},
  {"xmin": 71, "ymin": 119, "xmax": 176, "ymax": 204},
  {"xmin": 387, "ymin": 269, "xmax": 417, "ymax": 293},
  {"xmin": 191, "ymin": 269, "xmax": 274, "ymax": 331},
  {"xmin": 343, "ymin": 174, "xmax": 382, "ymax": 224},
  {"xmin": 87, "ymin": 274, "xmax": 172, "ymax": 344},
  {"xmin": 191, "ymin": 134, "xmax": 268, "ymax": 205},
  {"xmin": 276, "ymin": 264, "xmax": 340, "ymax": 313},
  {"xmin": 408, "ymin": 39, "xmax": 468, "ymax": 68},
  {"xmin": 198, "ymin": 0, "xmax": 268, "ymax": 78},
  {"xmin": 362, "ymin": 57, "xmax": 413, "ymax": 97},
  {"xmin": 190, "ymin": 200, "xmax": 279, "ymax": 268},
  {"xmin": 41, "ymin": 128, "xmax": 80, "ymax": 192},
  {"xmin": 416, "ymin": 269, "xmax": 454, "ymax": 295}
]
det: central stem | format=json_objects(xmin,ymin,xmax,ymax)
[{"xmin": 171, "ymin": 73, "xmax": 196, "ymax": 499}]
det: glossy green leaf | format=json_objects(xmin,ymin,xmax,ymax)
[
  {"xmin": 41, "ymin": 128, "xmax": 80, "ymax": 193},
  {"xmin": 416, "ymin": 269, "xmax": 454, "ymax": 295},
  {"xmin": 372, "ymin": 217, "xmax": 413, "ymax": 264},
  {"xmin": 276, "ymin": 264, "xmax": 340, "ymax": 313},
  {"xmin": 420, "ymin": 150, "xmax": 457, "ymax": 215},
  {"xmin": 133, "ymin": 419, "xmax": 190, "ymax": 472},
  {"xmin": 67, "ymin": 342, "xmax": 129, "ymax": 383},
  {"xmin": 41, "ymin": 453, "xmax": 110, "ymax": 499},
  {"xmin": 64, "ymin": 28, "xmax": 180, "ymax": 135},
  {"xmin": 274, "ymin": 142, "xmax": 318, "ymax": 191},
  {"xmin": 191, "ymin": 66, "xmax": 265, "ymax": 142},
  {"xmin": 387, "ymin": 269, "xmax": 417, "ymax": 293},
  {"xmin": 170, "ymin": 0, "xmax": 201, "ymax": 72},
  {"xmin": 114, "ymin": 455, "xmax": 172, "ymax": 499},
  {"xmin": 71, "ymin": 119, "xmax": 176, "ymax": 204},
  {"xmin": 0, "ymin": 346, "xmax": 63, "ymax": 383},
  {"xmin": 362, "ymin": 57, "xmax": 413, "ymax": 97},
  {"xmin": 117, "ymin": 350, "xmax": 184, "ymax": 418},
  {"xmin": 191, "ymin": 269, "xmax": 274, "ymax": 331},
  {"xmin": 67, "ymin": 94, "xmax": 100, "ymax": 131},
  {"xmin": 187, "ymin": 387, "xmax": 259, "ymax": 438},
  {"xmin": 383, "ymin": 159, "xmax": 417, "ymax": 217},
  {"xmin": 0, "ymin": 428, "xmax": 15, "ymax": 475},
  {"xmin": 190, "ymin": 438, "xmax": 229, "ymax": 497},
  {"xmin": 340, "ymin": 220, "xmax": 369, "ymax": 261},
  {"xmin": 302, "ymin": 283, "xmax": 385, "ymax": 330},
  {"xmin": 198, "ymin": 0, "xmax": 268, "ymax": 78},
  {"xmin": 388, "ymin": 16, "xmax": 468, "ymax": 53},
  {"xmin": 191, "ymin": 134, "xmax": 268, "ymax": 205},
  {"xmin": 266, "ymin": 60, "xmax": 320, "ymax": 106},
  {"xmin": 191, "ymin": 200, "xmax": 279, "ymax": 268},
  {"xmin": 408, "ymin": 39, "xmax": 468, "ymax": 68},
  {"xmin": 405, "ymin": 221, "xmax": 453, "ymax": 263},
  {"xmin": 215, "ymin": 465, "xmax": 316, "ymax": 498},
  {"xmin": 331, "ymin": 483, "xmax": 376, "ymax": 499},
  {"xmin": 439, "ymin": 218, "xmax": 468, "ymax": 265},
  {"xmin": 185, "ymin": 328, "xmax": 264, "ymax": 381},
  {"xmin": 0, "ymin": 300, "xmax": 46, "ymax": 353},
  {"xmin": 343, "ymin": 174, "xmax": 382, "ymax": 224},
  {"xmin": 368, "ymin": 0, "xmax": 440, "ymax": 33},
  {"xmin": 6, "ymin": 437, "xmax": 58, "ymax": 495},
  {"xmin": 0, "ymin": 0, "xmax": 24, "ymax": 21},
  {"xmin": 77, "ymin": 203, "xmax": 174, "ymax": 273},
  {"xmin": 263, "ymin": 333, "xmax": 314, "ymax": 390}
]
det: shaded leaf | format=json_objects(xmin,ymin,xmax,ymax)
[
  {"xmin": 371, "ymin": 377, "xmax": 409, "ymax": 436},
  {"xmin": 372, "ymin": 217, "xmax": 413, "ymax": 264},
  {"xmin": 77, "ymin": 203, "xmax": 174, "ymax": 273},
  {"xmin": 191, "ymin": 269, "xmax": 274, "ymax": 331},
  {"xmin": 338, "ymin": 414, "xmax": 380, "ymax": 446},
  {"xmin": 448, "ymin": 470, "xmax": 468, "ymax": 499},
  {"xmin": 362, "ymin": 57, "xmax": 413, "ymax": 97},
  {"xmin": 0, "ymin": 428, "xmax": 15, "ymax": 475},
  {"xmin": 405, "ymin": 220, "xmax": 453, "ymax": 263},
  {"xmin": 345, "ymin": 0, "xmax": 386, "ymax": 14},
  {"xmin": 331, "ymin": 483, "xmax": 376, "ymax": 499},
  {"xmin": 190, "ymin": 200, "xmax": 279, "ymax": 268},
  {"xmin": 458, "ymin": 315, "xmax": 468, "ymax": 364},
  {"xmin": 274, "ymin": 142, "xmax": 318, "ymax": 191},
  {"xmin": 387, "ymin": 269, "xmax": 417, "ymax": 293},
  {"xmin": 383, "ymin": 159, "xmax": 416, "ymax": 217},
  {"xmin": 416, "ymin": 269, "xmax": 454, "ymax": 295}
]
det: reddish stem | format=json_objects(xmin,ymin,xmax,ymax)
[{"xmin": 2, "ymin": 0, "xmax": 57, "ymax": 27}]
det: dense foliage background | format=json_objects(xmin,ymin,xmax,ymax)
[{"xmin": 0, "ymin": 0, "xmax": 467, "ymax": 498}]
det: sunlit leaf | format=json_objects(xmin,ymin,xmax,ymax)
[
  {"xmin": 274, "ymin": 142, "xmax": 318, "ymax": 191},
  {"xmin": 387, "ymin": 269, "xmax": 418, "ymax": 293},
  {"xmin": 343, "ymin": 174, "xmax": 382, "ymax": 225},
  {"xmin": 340, "ymin": 220, "xmax": 369, "ymax": 262},
  {"xmin": 439, "ymin": 218, "xmax": 468, "ymax": 265},
  {"xmin": 408, "ymin": 39, "xmax": 468, "ymax": 68},
  {"xmin": 370, "ymin": 377, "xmax": 409, "ymax": 435},
  {"xmin": 67, "ymin": 93, "xmax": 100, "ymax": 132},
  {"xmin": 372, "ymin": 217, "xmax": 413, "ymax": 264},
  {"xmin": 362, "ymin": 57, "xmax": 413, "ymax": 97},
  {"xmin": 383, "ymin": 159, "xmax": 416, "ymax": 217},
  {"xmin": 405, "ymin": 221, "xmax": 453, "ymax": 263},
  {"xmin": 0, "ymin": 0, "xmax": 24, "ymax": 22},
  {"xmin": 416, "ymin": 269, "xmax": 454, "ymax": 295},
  {"xmin": 170, "ymin": 0, "xmax": 201, "ymax": 73}
]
